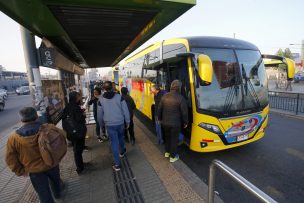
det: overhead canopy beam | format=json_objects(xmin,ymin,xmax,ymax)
[{"xmin": 0, "ymin": 0, "xmax": 195, "ymax": 68}]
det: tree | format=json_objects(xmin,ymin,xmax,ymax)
[
  {"xmin": 276, "ymin": 48, "xmax": 284, "ymax": 57},
  {"xmin": 284, "ymin": 48, "xmax": 293, "ymax": 59}
]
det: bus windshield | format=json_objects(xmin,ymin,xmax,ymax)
[{"xmin": 192, "ymin": 48, "xmax": 268, "ymax": 117}]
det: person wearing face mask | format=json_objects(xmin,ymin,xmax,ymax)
[{"xmin": 62, "ymin": 91, "xmax": 87, "ymax": 174}]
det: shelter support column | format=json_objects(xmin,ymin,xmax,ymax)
[{"xmin": 20, "ymin": 26, "xmax": 47, "ymax": 123}]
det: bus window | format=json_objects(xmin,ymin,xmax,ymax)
[{"xmin": 143, "ymin": 68, "xmax": 157, "ymax": 82}]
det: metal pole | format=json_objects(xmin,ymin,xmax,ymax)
[
  {"xmin": 208, "ymin": 163, "xmax": 216, "ymax": 203},
  {"xmin": 208, "ymin": 160, "xmax": 277, "ymax": 203},
  {"xmin": 296, "ymin": 93, "xmax": 299, "ymax": 115},
  {"xmin": 20, "ymin": 26, "xmax": 47, "ymax": 123}
]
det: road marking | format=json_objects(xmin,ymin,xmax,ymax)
[{"xmin": 285, "ymin": 148, "xmax": 304, "ymax": 161}]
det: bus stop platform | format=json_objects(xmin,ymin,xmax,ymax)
[{"xmin": 15, "ymin": 115, "xmax": 212, "ymax": 203}]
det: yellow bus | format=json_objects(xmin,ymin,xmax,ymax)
[{"xmin": 119, "ymin": 36, "xmax": 295, "ymax": 152}]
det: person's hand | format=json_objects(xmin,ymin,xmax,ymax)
[{"xmin": 184, "ymin": 124, "xmax": 188, "ymax": 128}]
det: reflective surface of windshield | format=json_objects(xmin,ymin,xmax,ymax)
[{"xmin": 192, "ymin": 48, "xmax": 268, "ymax": 117}]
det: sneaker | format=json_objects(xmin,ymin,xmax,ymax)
[
  {"xmin": 164, "ymin": 152, "xmax": 170, "ymax": 158},
  {"xmin": 119, "ymin": 149, "xmax": 126, "ymax": 158},
  {"xmin": 97, "ymin": 137, "xmax": 104, "ymax": 143},
  {"xmin": 112, "ymin": 165, "xmax": 121, "ymax": 172},
  {"xmin": 101, "ymin": 135, "xmax": 109, "ymax": 141},
  {"xmin": 169, "ymin": 155, "xmax": 179, "ymax": 163}
]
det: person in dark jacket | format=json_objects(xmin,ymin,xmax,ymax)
[
  {"xmin": 88, "ymin": 87, "xmax": 104, "ymax": 142},
  {"xmin": 63, "ymin": 91, "xmax": 87, "ymax": 174},
  {"xmin": 121, "ymin": 87, "xmax": 136, "ymax": 145},
  {"xmin": 6, "ymin": 107, "xmax": 64, "ymax": 203},
  {"xmin": 157, "ymin": 80, "xmax": 188, "ymax": 163},
  {"xmin": 97, "ymin": 81, "xmax": 130, "ymax": 171},
  {"xmin": 151, "ymin": 84, "xmax": 167, "ymax": 144}
]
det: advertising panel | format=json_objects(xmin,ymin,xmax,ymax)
[{"xmin": 41, "ymin": 80, "xmax": 65, "ymax": 124}]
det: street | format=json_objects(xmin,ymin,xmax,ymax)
[
  {"xmin": 137, "ymin": 111, "xmax": 304, "ymax": 203},
  {"xmin": 0, "ymin": 94, "xmax": 32, "ymax": 137}
]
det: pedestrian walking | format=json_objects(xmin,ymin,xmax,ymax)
[
  {"xmin": 121, "ymin": 87, "xmax": 136, "ymax": 145},
  {"xmin": 62, "ymin": 91, "xmax": 87, "ymax": 174},
  {"xmin": 6, "ymin": 107, "xmax": 65, "ymax": 203},
  {"xmin": 98, "ymin": 81, "xmax": 130, "ymax": 171},
  {"xmin": 88, "ymin": 87, "xmax": 106, "ymax": 142},
  {"xmin": 157, "ymin": 80, "xmax": 188, "ymax": 163},
  {"xmin": 151, "ymin": 84, "xmax": 167, "ymax": 144}
]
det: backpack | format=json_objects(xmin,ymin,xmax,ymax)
[
  {"xmin": 62, "ymin": 116, "xmax": 85, "ymax": 140},
  {"xmin": 38, "ymin": 124, "xmax": 67, "ymax": 167}
]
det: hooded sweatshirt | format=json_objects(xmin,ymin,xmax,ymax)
[
  {"xmin": 97, "ymin": 91, "xmax": 130, "ymax": 127},
  {"xmin": 5, "ymin": 121, "xmax": 52, "ymax": 176}
]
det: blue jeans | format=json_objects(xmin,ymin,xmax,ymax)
[
  {"xmin": 156, "ymin": 122, "xmax": 164, "ymax": 144},
  {"xmin": 29, "ymin": 165, "xmax": 61, "ymax": 203},
  {"xmin": 106, "ymin": 124, "xmax": 125, "ymax": 166}
]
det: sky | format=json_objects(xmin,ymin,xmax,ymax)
[{"xmin": 0, "ymin": 0, "xmax": 303, "ymax": 72}]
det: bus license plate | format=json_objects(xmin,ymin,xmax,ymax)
[{"xmin": 237, "ymin": 135, "xmax": 248, "ymax": 142}]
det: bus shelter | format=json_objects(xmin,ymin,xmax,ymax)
[{"xmin": 0, "ymin": 0, "xmax": 195, "ymax": 122}]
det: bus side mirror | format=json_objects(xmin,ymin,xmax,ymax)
[
  {"xmin": 285, "ymin": 58, "xmax": 295, "ymax": 80},
  {"xmin": 197, "ymin": 54, "xmax": 213, "ymax": 85}
]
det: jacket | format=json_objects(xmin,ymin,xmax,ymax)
[
  {"xmin": 97, "ymin": 91, "xmax": 130, "ymax": 128},
  {"xmin": 5, "ymin": 121, "xmax": 52, "ymax": 176},
  {"xmin": 62, "ymin": 100, "xmax": 87, "ymax": 139},
  {"xmin": 122, "ymin": 94, "xmax": 136, "ymax": 119},
  {"xmin": 157, "ymin": 90, "xmax": 188, "ymax": 127}
]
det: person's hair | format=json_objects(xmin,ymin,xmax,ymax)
[
  {"xmin": 152, "ymin": 84, "xmax": 161, "ymax": 91},
  {"xmin": 69, "ymin": 91, "xmax": 80, "ymax": 103},
  {"xmin": 19, "ymin": 107, "xmax": 38, "ymax": 122},
  {"xmin": 94, "ymin": 87, "xmax": 101, "ymax": 94},
  {"xmin": 121, "ymin": 87, "xmax": 128, "ymax": 95},
  {"xmin": 170, "ymin": 80, "xmax": 182, "ymax": 91},
  {"xmin": 103, "ymin": 81, "xmax": 113, "ymax": 91}
]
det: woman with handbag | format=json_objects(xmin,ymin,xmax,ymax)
[{"xmin": 62, "ymin": 91, "xmax": 87, "ymax": 174}]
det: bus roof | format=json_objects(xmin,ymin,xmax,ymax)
[
  {"xmin": 187, "ymin": 36, "xmax": 259, "ymax": 51},
  {"xmin": 125, "ymin": 36, "xmax": 260, "ymax": 64}
]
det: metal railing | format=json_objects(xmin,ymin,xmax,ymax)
[
  {"xmin": 208, "ymin": 160, "xmax": 277, "ymax": 203},
  {"xmin": 268, "ymin": 91, "xmax": 304, "ymax": 115}
]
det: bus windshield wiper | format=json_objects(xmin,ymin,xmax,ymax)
[
  {"xmin": 223, "ymin": 64, "xmax": 241, "ymax": 114},
  {"xmin": 241, "ymin": 64, "xmax": 261, "ymax": 108}
]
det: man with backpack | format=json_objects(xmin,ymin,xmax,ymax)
[
  {"xmin": 6, "ymin": 107, "xmax": 66, "ymax": 203},
  {"xmin": 97, "ymin": 81, "xmax": 130, "ymax": 171}
]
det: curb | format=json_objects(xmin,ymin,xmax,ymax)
[{"xmin": 270, "ymin": 109, "xmax": 304, "ymax": 121}]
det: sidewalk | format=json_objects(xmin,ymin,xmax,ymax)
[{"xmin": 3, "ymin": 116, "xmax": 212, "ymax": 203}]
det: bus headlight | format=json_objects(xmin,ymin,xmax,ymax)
[{"xmin": 198, "ymin": 123, "xmax": 221, "ymax": 134}]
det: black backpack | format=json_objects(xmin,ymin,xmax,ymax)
[{"xmin": 62, "ymin": 115, "xmax": 84, "ymax": 140}]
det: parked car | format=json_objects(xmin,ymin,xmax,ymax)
[
  {"xmin": 0, "ymin": 89, "xmax": 8, "ymax": 100},
  {"xmin": 0, "ymin": 96, "xmax": 5, "ymax": 111},
  {"xmin": 16, "ymin": 86, "xmax": 30, "ymax": 95},
  {"xmin": 294, "ymin": 71, "xmax": 304, "ymax": 83}
]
